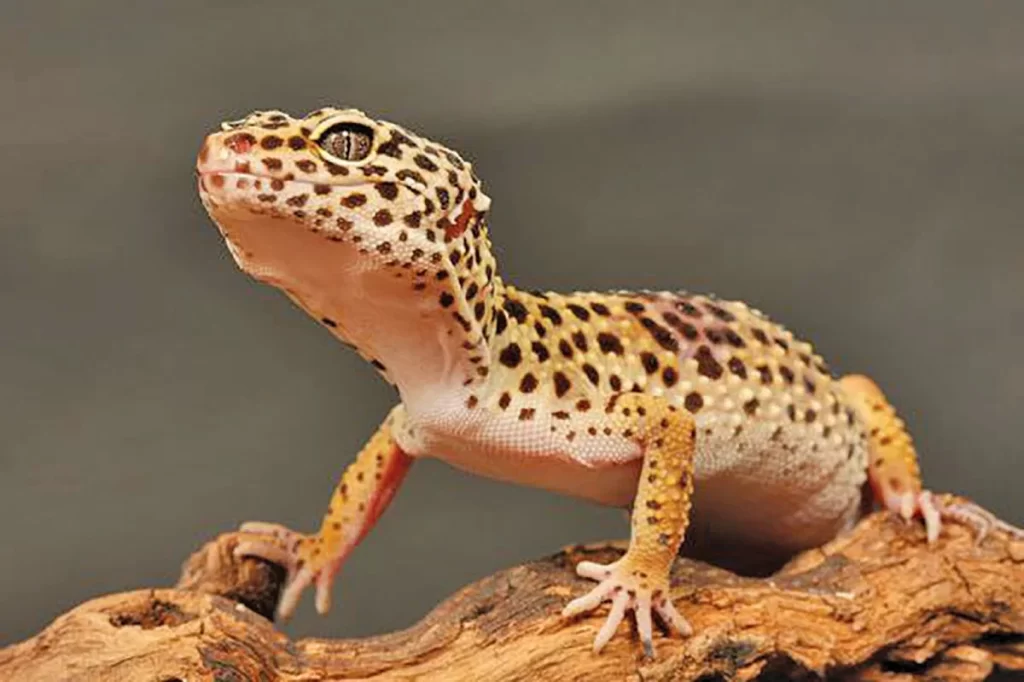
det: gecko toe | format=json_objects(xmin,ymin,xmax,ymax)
[
  {"xmin": 562, "ymin": 578, "xmax": 616, "ymax": 618},
  {"xmin": 918, "ymin": 491, "xmax": 942, "ymax": 544},
  {"xmin": 315, "ymin": 565, "xmax": 337, "ymax": 615},
  {"xmin": 277, "ymin": 564, "xmax": 315, "ymax": 621},
  {"xmin": 575, "ymin": 560, "xmax": 613, "ymax": 581},
  {"xmin": 234, "ymin": 538, "xmax": 297, "ymax": 571},
  {"xmin": 654, "ymin": 596, "xmax": 693, "ymax": 637},
  {"xmin": 636, "ymin": 594, "xmax": 655, "ymax": 659},
  {"xmin": 239, "ymin": 521, "xmax": 291, "ymax": 536},
  {"xmin": 593, "ymin": 589, "xmax": 629, "ymax": 653},
  {"xmin": 905, "ymin": 494, "xmax": 1024, "ymax": 546}
]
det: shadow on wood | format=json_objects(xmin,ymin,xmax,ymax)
[{"xmin": 2, "ymin": 499, "xmax": 1022, "ymax": 681}]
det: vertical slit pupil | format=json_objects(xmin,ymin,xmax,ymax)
[{"xmin": 318, "ymin": 122, "xmax": 374, "ymax": 161}]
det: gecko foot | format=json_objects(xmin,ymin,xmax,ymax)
[
  {"xmin": 234, "ymin": 521, "xmax": 338, "ymax": 621},
  {"xmin": 887, "ymin": 491, "xmax": 1024, "ymax": 546},
  {"xmin": 562, "ymin": 556, "xmax": 692, "ymax": 658}
]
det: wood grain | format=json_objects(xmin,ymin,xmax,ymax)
[{"xmin": 2, "ymin": 499, "xmax": 1022, "ymax": 681}]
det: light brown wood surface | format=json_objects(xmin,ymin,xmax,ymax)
[{"xmin": 2, "ymin": 500, "xmax": 1022, "ymax": 681}]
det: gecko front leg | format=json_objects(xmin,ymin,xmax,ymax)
[
  {"xmin": 235, "ymin": 405, "xmax": 413, "ymax": 620},
  {"xmin": 562, "ymin": 393, "xmax": 697, "ymax": 658}
]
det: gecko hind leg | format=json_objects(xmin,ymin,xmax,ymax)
[{"xmin": 840, "ymin": 374, "xmax": 1023, "ymax": 544}]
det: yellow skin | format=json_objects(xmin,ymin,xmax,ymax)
[{"xmin": 196, "ymin": 107, "xmax": 1021, "ymax": 658}]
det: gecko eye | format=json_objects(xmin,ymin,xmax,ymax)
[{"xmin": 315, "ymin": 122, "xmax": 374, "ymax": 162}]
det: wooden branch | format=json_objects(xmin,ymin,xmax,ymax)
[{"xmin": 3, "ymin": 499, "xmax": 1022, "ymax": 681}]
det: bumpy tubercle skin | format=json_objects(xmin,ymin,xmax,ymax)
[{"xmin": 196, "ymin": 107, "xmax": 1020, "ymax": 658}]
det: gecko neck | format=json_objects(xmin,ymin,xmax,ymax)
[
  {"xmin": 301, "ymin": 254, "xmax": 506, "ymax": 414},
  {"xmin": 216, "ymin": 205, "xmax": 504, "ymax": 414}
]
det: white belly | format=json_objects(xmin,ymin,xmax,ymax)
[
  {"xmin": 400, "ymin": 398, "xmax": 643, "ymax": 505},
  {"xmin": 399, "ymin": 398, "xmax": 864, "ymax": 550}
]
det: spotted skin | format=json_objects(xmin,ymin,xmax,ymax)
[{"xmin": 196, "ymin": 107, "xmax": 1022, "ymax": 658}]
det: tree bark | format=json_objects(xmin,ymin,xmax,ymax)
[{"xmin": 2, "ymin": 498, "xmax": 1022, "ymax": 681}]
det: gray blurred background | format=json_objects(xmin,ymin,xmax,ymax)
[{"xmin": 2, "ymin": 1, "xmax": 1022, "ymax": 646}]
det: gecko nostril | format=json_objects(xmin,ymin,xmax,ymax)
[{"xmin": 225, "ymin": 132, "xmax": 256, "ymax": 154}]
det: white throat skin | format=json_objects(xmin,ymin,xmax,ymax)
[{"xmin": 211, "ymin": 206, "xmax": 476, "ymax": 410}]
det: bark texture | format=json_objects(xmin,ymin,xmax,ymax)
[{"xmin": 2, "ymin": 500, "xmax": 1022, "ymax": 681}]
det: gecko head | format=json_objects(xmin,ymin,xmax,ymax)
[{"xmin": 196, "ymin": 107, "xmax": 492, "ymax": 288}]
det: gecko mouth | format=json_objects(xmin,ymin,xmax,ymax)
[
  {"xmin": 196, "ymin": 171, "xmax": 340, "ymax": 210},
  {"xmin": 198, "ymin": 170, "xmax": 314, "ymax": 191},
  {"xmin": 197, "ymin": 169, "xmax": 424, "ymax": 202}
]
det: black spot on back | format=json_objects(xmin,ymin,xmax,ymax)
[
  {"xmin": 539, "ymin": 305, "xmax": 562, "ymax": 325},
  {"xmin": 553, "ymin": 372, "xmax": 571, "ymax": 397},
  {"xmin": 499, "ymin": 343, "xmax": 522, "ymax": 368},
  {"xmin": 694, "ymin": 346, "xmax": 723, "ymax": 380},
  {"xmin": 597, "ymin": 333, "xmax": 624, "ymax": 355},
  {"xmin": 502, "ymin": 298, "xmax": 528, "ymax": 323},
  {"xmin": 640, "ymin": 317, "xmax": 679, "ymax": 352},
  {"xmin": 567, "ymin": 304, "xmax": 590, "ymax": 321},
  {"xmin": 640, "ymin": 352, "xmax": 659, "ymax": 373}
]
